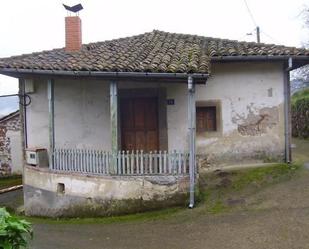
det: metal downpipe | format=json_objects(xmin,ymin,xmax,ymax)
[
  {"xmin": 188, "ymin": 75, "xmax": 196, "ymax": 208},
  {"xmin": 284, "ymin": 58, "xmax": 293, "ymax": 163}
]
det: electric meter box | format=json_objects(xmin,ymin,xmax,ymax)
[{"xmin": 25, "ymin": 148, "xmax": 49, "ymax": 168}]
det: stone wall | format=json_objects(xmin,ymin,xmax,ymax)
[{"xmin": 0, "ymin": 111, "xmax": 22, "ymax": 176}]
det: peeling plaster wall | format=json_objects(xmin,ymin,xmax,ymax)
[{"xmin": 196, "ymin": 62, "xmax": 285, "ymax": 167}]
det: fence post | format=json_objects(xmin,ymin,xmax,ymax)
[
  {"xmin": 110, "ymin": 81, "xmax": 118, "ymax": 174},
  {"xmin": 47, "ymin": 79, "xmax": 55, "ymax": 169}
]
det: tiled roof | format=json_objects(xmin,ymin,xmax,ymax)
[
  {"xmin": 0, "ymin": 110, "xmax": 19, "ymax": 123},
  {"xmin": 0, "ymin": 30, "xmax": 308, "ymax": 74}
]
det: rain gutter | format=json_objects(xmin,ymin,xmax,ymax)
[{"xmin": 0, "ymin": 68, "xmax": 209, "ymax": 81}]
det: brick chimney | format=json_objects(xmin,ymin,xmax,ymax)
[{"xmin": 65, "ymin": 16, "xmax": 82, "ymax": 52}]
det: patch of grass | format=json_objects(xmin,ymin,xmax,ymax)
[
  {"xmin": 231, "ymin": 164, "xmax": 301, "ymax": 191},
  {"xmin": 0, "ymin": 175, "xmax": 22, "ymax": 190},
  {"xmin": 17, "ymin": 207, "xmax": 182, "ymax": 225},
  {"xmin": 207, "ymin": 200, "xmax": 228, "ymax": 214},
  {"xmin": 199, "ymin": 163, "xmax": 303, "ymax": 214}
]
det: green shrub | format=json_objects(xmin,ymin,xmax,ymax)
[
  {"xmin": 0, "ymin": 208, "xmax": 32, "ymax": 249},
  {"xmin": 291, "ymin": 88, "xmax": 309, "ymax": 104},
  {"xmin": 292, "ymin": 96, "xmax": 309, "ymax": 139}
]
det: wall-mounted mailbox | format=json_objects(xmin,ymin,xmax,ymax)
[{"xmin": 25, "ymin": 148, "xmax": 49, "ymax": 168}]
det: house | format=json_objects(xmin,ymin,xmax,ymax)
[
  {"xmin": 0, "ymin": 13, "xmax": 308, "ymax": 217},
  {"xmin": 0, "ymin": 110, "xmax": 23, "ymax": 176}
]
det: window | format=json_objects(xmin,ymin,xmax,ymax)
[{"xmin": 196, "ymin": 106, "xmax": 217, "ymax": 132}]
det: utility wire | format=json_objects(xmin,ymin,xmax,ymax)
[
  {"xmin": 243, "ymin": 0, "xmax": 257, "ymax": 27},
  {"xmin": 242, "ymin": 0, "xmax": 282, "ymax": 45},
  {"xmin": 243, "ymin": 0, "xmax": 260, "ymax": 42},
  {"xmin": 261, "ymin": 30, "xmax": 283, "ymax": 45}
]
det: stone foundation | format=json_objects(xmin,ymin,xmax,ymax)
[{"xmin": 23, "ymin": 166, "xmax": 189, "ymax": 217}]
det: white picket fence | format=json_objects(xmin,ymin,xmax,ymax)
[{"xmin": 52, "ymin": 148, "xmax": 189, "ymax": 175}]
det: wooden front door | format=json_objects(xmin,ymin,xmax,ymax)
[{"xmin": 120, "ymin": 97, "xmax": 159, "ymax": 151}]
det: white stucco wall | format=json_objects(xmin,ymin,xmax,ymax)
[
  {"xmin": 26, "ymin": 81, "xmax": 49, "ymax": 149},
  {"xmin": 27, "ymin": 79, "xmax": 111, "ymax": 150},
  {"xmin": 165, "ymin": 83, "xmax": 188, "ymax": 151},
  {"xmin": 196, "ymin": 62, "xmax": 284, "ymax": 134},
  {"xmin": 196, "ymin": 62, "xmax": 285, "ymax": 165},
  {"xmin": 25, "ymin": 61, "xmax": 285, "ymax": 166},
  {"xmin": 26, "ymin": 80, "xmax": 188, "ymax": 152}
]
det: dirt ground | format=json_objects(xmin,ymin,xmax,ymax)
[
  {"xmin": 27, "ymin": 138, "xmax": 309, "ymax": 249},
  {"xmin": 29, "ymin": 170, "xmax": 309, "ymax": 249}
]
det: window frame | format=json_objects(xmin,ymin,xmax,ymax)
[
  {"xmin": 196, "ymin": 100, "xmax": 222, "ymax": 136},
  {"xmin": 196, "ymin": 106, "xmax": 217, "ymax": 132}
]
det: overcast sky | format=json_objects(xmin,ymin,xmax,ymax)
[{"xmin": 0, "ymin": 0, "xmax": 308, "ymax": 95}]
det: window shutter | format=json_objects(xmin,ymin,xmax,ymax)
[{"xmin": 196, "ymin": 106, "xmax": 217, "ymax": 132}]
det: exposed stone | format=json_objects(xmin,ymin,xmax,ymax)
[
  {"xmin": 235, "ymin": 107, "xmax": 279, "ymax": 136},
  {"xmin": 0, "ymin": 111, "xmax": 21, "ymax": 176}
]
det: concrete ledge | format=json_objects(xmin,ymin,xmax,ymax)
[
  {"xmin": 0, "ymin": 185, "xmax": 23, "ymax": 194},
  {"xmin": 24, "ymin": 166, "xmax": 189, "ymax": 217},
  {"xmin": 200, "ymin": 162, "xmax": 281, "ymax": 173}
]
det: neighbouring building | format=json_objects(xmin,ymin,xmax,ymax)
[
  {"xmin": 0, "ymin": 11, "xmax": 308, "ymax": 217},
  {"xmin": 0, "ymin": 110, "xmax": 23, "ymax": 176}
]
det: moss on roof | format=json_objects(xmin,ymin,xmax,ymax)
[{"xmin": 0, "ymin": 30, "xmax": 308, "ymax": 74}]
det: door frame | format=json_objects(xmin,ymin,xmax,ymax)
[{"xmin": 118, "ymin": 88, "xmax": 168, "ymax": 151}]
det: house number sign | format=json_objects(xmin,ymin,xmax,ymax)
[{"xmin": 167, "ymin": 99, "xmax": 175, "ymax": 105}]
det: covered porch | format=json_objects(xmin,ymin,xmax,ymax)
[
  {"xmin": 20, "ymin": 74, "xmax": 205, "ymax": 183},
  {"xmin": 38, "ymin": 76, "xmax": 200, "ymax": 180},
  {"xmin": 19, "ymin": 74, "xmax": 206, "ymax": 216}
]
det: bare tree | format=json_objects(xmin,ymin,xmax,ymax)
[{"xmin": 293, "ymin": 7, "xmax": 309, "ymax": 81}]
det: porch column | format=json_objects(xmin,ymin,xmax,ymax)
[
  {"xmin": 188, "ymin": 75, "xmax": 196, "ymax": 208},
  {"xmin": 47, "ymin": 79, "xmax": 55, "ymax": 169},
  {"xmin": 110, "ymin": 81, "xmax": 118, "ymax": 174}
]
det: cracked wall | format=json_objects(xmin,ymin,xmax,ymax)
[
  {"xmin": 235, "ymin": 106, "xmax": 279, "ymax": 136},
  {"xmin": 196, "ymin": 62, "xmax": 285, "ymax": 168}
]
